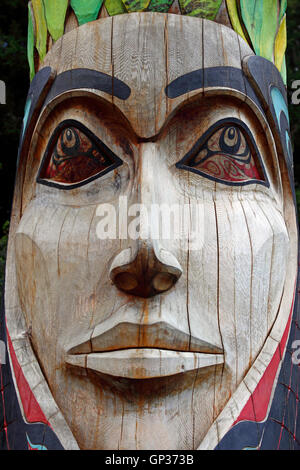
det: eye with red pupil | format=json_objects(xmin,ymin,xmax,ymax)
[
  {"xmin": 176, "ymin": 120, "xmax": 268, "ymax": 187},
  {"xmin": 37, "ymin": 121, "xmax": 123, "ymax": 190}
]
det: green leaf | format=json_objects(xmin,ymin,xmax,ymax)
[
  {"xmin": 27, "ymin": 4, "xmax": 35, "ymax": 81},
  {"xmin": 105, "ymin": 0, "xmax": 127, "ymax": 15},
  {"xmin": 31, "ymin": 0, "xmax": 48, "ymax": 61},
  {"xmin": 279, "ymin": 0, "xmax": 287, "ymax": 20},
  {"xmin": 178, "ymin": 0, "xmax": 222, "ymax": 18},
  {"xmin": 43, "ymin": 0, "xmax": 69, "ymax": 41},
  {"xmin": 280, "ymin": 54, "xmax": 287, "ymax": 84},
  {"xmin": 240, "ymin": 0, "xmax": 278, "ymax": 63},
  {"xmin": 70, "ymin": 0, "xmax": 103, "ymax": 25},
  {"xmin": 147, "ymin": 0, "xmax": 174, "ymax": 12},
  {"xmin": 226, "ymin": 0, "xmax": 248, "ymax": 44},
  {"xmin": 275, "ymin": 14, "xmax": 287, "ymax": 75},
  {"xmin": 121, "ymin": 0, "xmax": 151, "ymax": 12}
]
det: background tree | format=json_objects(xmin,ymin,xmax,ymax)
[{"xmin": 0, "ymin": 0, "xmax": 28, "ymax": 292}]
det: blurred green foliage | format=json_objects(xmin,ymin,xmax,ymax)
[
  {"xmin": 0, "ymin": 1, "xmax": 299, "ymax": 297},
  {"xmin": 0, "ymin": 221, "xmax": 9, "ymax": 290},
  {"xmin": 0, "ymin": 0, "xmax": 29, "ymax": 296}
]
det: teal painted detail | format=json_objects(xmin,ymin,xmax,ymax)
[
  {"xmin": 286, "ymin": 130, "xmax": 292, "ymax": 161},
  {"xmin": 271, "ymin": 86, "xmax": 292, "ymax": 162},
  {"xmin": 271, "ymin": 86, "xmax": 289, "ymax": 127},
  {"xmin": 22, "ymin": 97, "xmax": 32, "ymax": 139},
  {"xmin": 26, "ymin": 434, "xmax": 47, "ymax": 450}
]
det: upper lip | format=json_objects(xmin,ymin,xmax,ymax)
[{"xmin": 68, "ymin": 320, "xmax": 223, "ymax": 355}]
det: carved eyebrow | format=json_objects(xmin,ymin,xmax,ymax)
[
  {"xmin": 165, "ymin": 66, "xmax": 262, "ymax": 112},
  {"xmin": 45, "ymin": 69, "xmax": 131, "ymax": 105},
  {"xmin": 18, "ymin": 67, "xmax": 131, "ymax": 165},
  {"xmin": 165, "ymin": 69, "xmax": 203, "ymax": 99},
  {"xmin": 18, "ymin": 66, "xmax": 56, "ymax": 165}
]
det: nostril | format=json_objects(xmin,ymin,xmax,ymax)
[
  {"xmin": 114, "ymin": 272, "xmax": 138, "ymax": 292},
  {"xmin": 152, "ymin": 272, "xmax": 176, "ymax": 292},
  {"xmin": 109, "ymin": 246, "xmax": 182, "ymax": 298}
]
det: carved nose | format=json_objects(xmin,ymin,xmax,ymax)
[{"xmin": 109, "ymin": 243, "xmax": 182, "ymax": 298}]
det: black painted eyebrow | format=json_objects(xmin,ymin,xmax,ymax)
[
  {"xmin": 165, "ymin": 66, "xmax": 263, "ymax": 114},
  {"xmin": 165, "ymin": 69, "xmax": 203, "ymax": 99},
  {"xmin": 18, "ymin": 66, "xmax": 55, "ymax": 165},
  {"xmin": 18, "ymin": 67, "xmax": 131, "ymax": 164},
  {"xmin": 45, "ymin": 68, "xmax": 131, "ymax": 106}
]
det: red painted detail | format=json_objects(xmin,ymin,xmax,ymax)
[
  {"xmin": 233, "ymin": 288, "xmax": 295, "ymax": 425},
  {"xmin": 6, "ymin": 328, "xmax": 49, "ymax": 425},
  {"xmin": 200, "ymin": 156, "xmax": 262, "ymax": 183}
]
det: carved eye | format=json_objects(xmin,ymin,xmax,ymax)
[
  {"xmin": 37, "ymin": 120, "xmax": 123, "ymax": 189},
  {"xmin": 176, "ymin": 119, "xmax": 268, "ymax": 187}
]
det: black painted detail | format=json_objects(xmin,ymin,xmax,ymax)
[
  {"xmin": 176, "ymin": 117, "xmax": 269, "ymax": 187},
  {"xmin": 165, "ymin": 69, "xmax": 203, "ymax": 99},
  {"xmin": 18, "ymin": 67, "xmax": 55, "ymax": 164},
  {"xmin": 0, "ymin": 293, "xmax": 64, "ymax": 450},
  {"xmin": 45, "ymin": 69, "xmax": 131, "ymax": 105},
  {"xmin": 165, "ymin": 66, "xmax": 263, "ymax": 115},
  {"xmin": 216, "ymin": 261, "xmax": 300, "ymax": 450},
  {"xmin": 37, "ymin": 119, "xmax": 123, "ymax": 190},
  {"xmin": 243, "ymin": 55, "xmax": 295, "ymax": 203}
]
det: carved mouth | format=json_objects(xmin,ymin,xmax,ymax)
[
  {"xmin": 66, "ymin": 320, "xmax": 224, "ymax": 379},
  {"xmin": 66, "ymin": 348, "xmax": 224, "ymax": 379},
  {"xmin": 67, "ymin": 321, "xmax": 224, "ymax": 355}
]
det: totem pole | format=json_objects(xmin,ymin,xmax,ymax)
[{"xmin": 0, "ymin": 0, "xmax": 299, "ymax": 450}]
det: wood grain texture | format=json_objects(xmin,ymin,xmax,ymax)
[
  {"xmin": 165, "ymin": 14, "xmax": 203, "ymax": 117},
  {"xmin": 197, "ymin": 10, "xmax": 297, "ymax": 447},
  {"xmin": 64, "ymin": 8, "xmax": 79, "ymax": 33},
  {"xmin": 5, "ymin": 12, "xmax": 297, "ymax": 450},
  {"xmin": 112, "ymin": 13, "xmax": 167, "ymax": 136},
  {"xmin": 66, "ymin": 350, "xmax": 224, "ymax": 378}
]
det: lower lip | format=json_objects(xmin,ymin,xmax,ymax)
[{"xmin": 66, "ymin": 349, "xmax": 224, "ymax": 379}]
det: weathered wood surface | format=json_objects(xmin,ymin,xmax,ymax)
[
  {"xmin": 66, "ymin": 349, "xmax": 224, "ymax": 379},
  {"xmin": 4, "ymin": 12, "xmax": 297, "ymax": 450}
]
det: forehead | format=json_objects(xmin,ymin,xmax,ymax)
[{"xmin": 42, "ymin": 13, "xmax": 254, "ymax": 138}]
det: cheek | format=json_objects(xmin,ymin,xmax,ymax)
[
  {"xmin": 15, "ymin": 232, "xmax": 56, "ymax": 377},
  {"xmin": 14, "ymin": 202, "xmax": 119, "ymax": 366},
  {"xmin": 213, "ymin": 196, "xmax": 289, "ymax": 375}
]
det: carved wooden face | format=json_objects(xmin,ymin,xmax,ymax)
[{"xmin": 10, "ymin": 14, "xmax": 297, "ymax": 449}]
